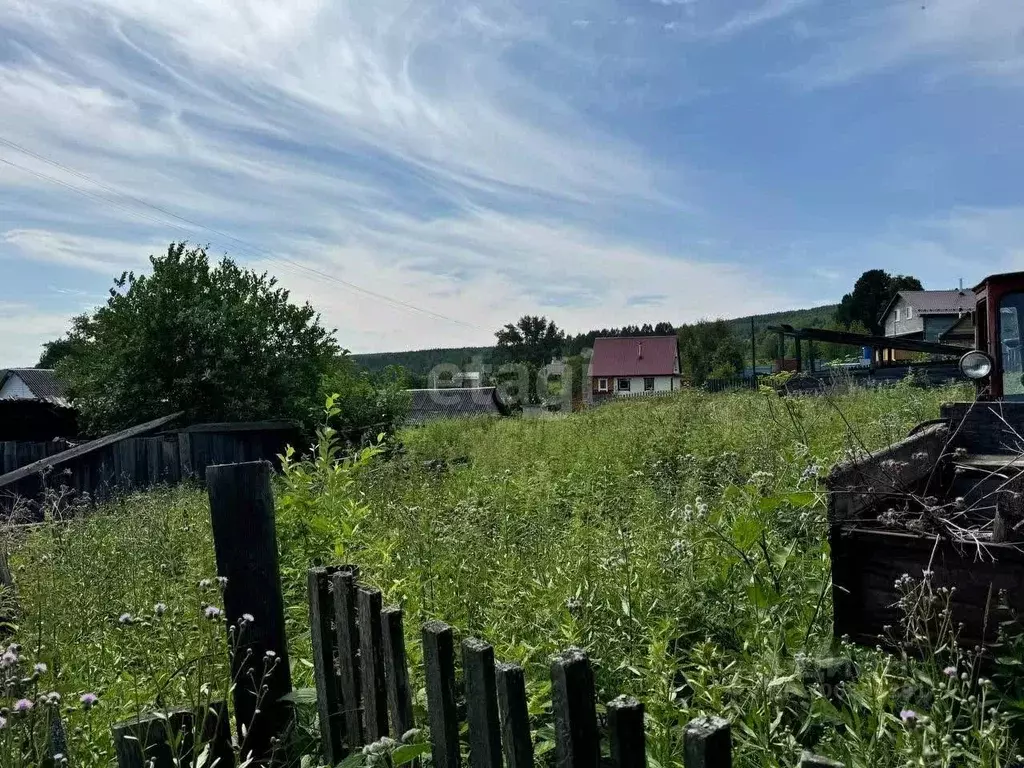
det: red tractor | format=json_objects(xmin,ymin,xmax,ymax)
[{"xmin": 827, "ymin": 271, "xmax": 1024, "ymax": 649}]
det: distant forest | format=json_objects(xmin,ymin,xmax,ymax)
[{"xmin": 352, "ymin": 304, "xmax": 840, "ymax": 378}]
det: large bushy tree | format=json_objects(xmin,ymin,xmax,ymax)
[
  {"xmin": 51, "ymin": 242, "xmax": 339, "ymax": 435},
  {"xmin": 493, "ymin": 315, "xmax": 565, "ymax": 403},
  {"xmin": 319, "ymin": 359, "xmax": 410, "ymax": 446},
  {"xmin": 677, "ymin": 320, "xmax": 745, "ymax": 386},
  {"xmin": 837, "ymin": 269, "xmax": 923, "ymax": 335}
]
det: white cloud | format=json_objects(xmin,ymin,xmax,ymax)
[
  {"xmin": 787, "ymin": 0, "xmax": 1024, "ymax": 88},
  {"xmin": 711, "ymin": 0, "xmax": 813, "ymax": 40},
  {"xmin": 0, "ymin": 302, "xmax": 75, "ymax": 367}
]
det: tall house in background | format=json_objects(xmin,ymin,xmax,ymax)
[
  {"xmin": 879, "ymin": 290, "xmax": 975, "ymax": 361},
  {"xmin": 588, "ymin": 336, "xmax": 681, "ymax": 402}
]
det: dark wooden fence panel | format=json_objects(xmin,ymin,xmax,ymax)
[{"xmin": 1, "ymin": 422, "xmax": 301, "ymax": 517}]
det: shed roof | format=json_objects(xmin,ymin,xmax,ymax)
[
  {"xmin": 405, "ymin": 387, "xmax": 507, "ymax": 425},
  {"xmin": 0, "ymin": 369, "xmax": 71, "ymax": 408},
  {"xmin": 879, "ymin": 290, "xmax": 974, "ymax": 322},
  {"xmin": 589, "ymin": 336, "xmax": 679, "ymax": 377}
]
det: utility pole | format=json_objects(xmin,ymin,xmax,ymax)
[{"xmin": 750, "ymin": 317, "xmax": 757, "ymax": 382}]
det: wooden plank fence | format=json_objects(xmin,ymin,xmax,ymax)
[
  {"xmin": 0, "ymin": 421, "xmax": 301, "ymax": 517},
  {"xmin": 103, "ymin": 460, "xmax": 847, "ymax": 768}
]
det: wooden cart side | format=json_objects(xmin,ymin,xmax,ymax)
[
  {"xmin": 831, "ymin": 527, "xmax": 1024, "ymax": 649},
  {"xmin": 826, "ymin": 424, "xmax": 950, "ymax": 525}
]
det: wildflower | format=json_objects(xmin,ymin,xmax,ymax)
[
  {"xmin": 241, "ymin": 613, "xmax": 255, "ymax": 624},
  {"xmin": 14, "ymin": 699, "xmax": 33, "ymax": 713},
  {"xmin": 199, "ymin": 579, "xmax": 212, "ymax": 589},
  {"xmin": 217, "ymin": 576, "xmax": 229, "ymax": 590},
  {"xmin": 1, "ymin": 651, "xmax": 17, "ymax": 667},
  {"xmin": 34, "ymin": 662, "xmax": 47, "ymax": 675},
  {"xmin": 900, "ymin": 709, "xmax": 917, "ymax": 725},
  {"xmin": 118, "ymin": 613, "xmax": 133, "ymax": 625},
  {"xmin": 0, "ymin": 716, "xmax": 5, "ymax": 729},
  {"xmin": 265, "ymin": 650, "xmax": 277, "ymax": 660},
  {"xmin": 154, "ymin": 603, "xmax": 167, "ymax": 617},
  {"xmin": 80, "ymin": 693, "xmax": 98, "ymax": 710},
  {"xmin": 42, "ymin": 692, "xmax": 61, "ymax": 706},
  {"xmin": 670, "ymin": 540, "xmax": 685, "ymax": 557},
  {"xmin": 204, "ymin": 606, "xmax": 222, "ymax": 621},
  {"xmin": 944, "ymin": 666, "xmax": 957, "ymax": 678}
]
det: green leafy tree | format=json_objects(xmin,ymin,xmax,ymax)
[
  {"xmin": 837, "ymin": 269, "xmax": 923, "ymax": 335},
  {"xmin": 37, "ymin": 337, "xmax": 81, "ymax": 370},
  {"xmin": 53, "ymin": 242, "xmax": 339, "ymax": 435},
  {"xmin": 319, "ymin": 358, "xmax": 411, "ymax": 446},
  {"xmin": 677, "ymin": 320, "xmax": 744, "ymax": 385},
  {"xmin": 493, "ymin": 316, "xmax": 565, "ymax": 403}
]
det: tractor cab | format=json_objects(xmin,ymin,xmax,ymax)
[
  {"xmin": 827, "ymin": 270, "xmax": 1024, "ymax": 651},
  {"xmin": 963, "ymin": 271, "xmax": 1024, "ymax": 401}
]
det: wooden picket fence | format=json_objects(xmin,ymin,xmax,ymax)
[{"xmin": 107, "ymin": 461, "xmax": 846, "ymax": 768}]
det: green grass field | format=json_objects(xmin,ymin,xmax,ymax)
[{"xmin": 4, "ymin": 382, "xmax": 1021, "ymax": 768}]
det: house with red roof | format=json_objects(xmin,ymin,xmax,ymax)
[{"xmin": 588, "ymin": 336, "xmax": 681, "ymax": 402}]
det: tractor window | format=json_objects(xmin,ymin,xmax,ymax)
[{"xmin": 999, "ymin": 293, "xmax": 1024, "ymax": 399}]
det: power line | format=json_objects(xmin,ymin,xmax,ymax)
[{"xmin": 0, "ymin": 137, "xmax": 482, "ymax": 331}]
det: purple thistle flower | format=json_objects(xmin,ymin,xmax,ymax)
[
  {"xmin": 944, "ymin": 666, "xmax": 957, "ymax": 678},
  {"xmin": 217, "ymin": 576, "xmax": 228, "ymax": 590},
  {"xmin": 900, "ymin": 709, "xmax": 917, "ymax": 724},
  {"xmin": 241, "ymin": 613, "xmax": 255, "ymax": 624},
  {"xmin": 204, "ymin": 606, "xmax": 222, "ymax": 621},
  {"xmin": 14, "ymin": 699, "xmax": 33, "ymax": 713},
  {"xmin": 80, "ymin": 693, "xmax": 98, "ymax": 710},
  {"xmin": 118, "ymin": 613, "xmax": 133, "ymax": 625},
  {"xmin": 34, "ymin": 662, "xmax": 47, "ymax": 675},
  {"xmin": 265, "ymin": 650, "xmax": 277, "ymax": 659},
  {"xmin": 1, "ymin": 650, "xmax": 17, "ymax": 667}
]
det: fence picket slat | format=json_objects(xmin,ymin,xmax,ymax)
[
  {"xmin": 206, "ymin": 461, "xmax": 292, "ymax": 763},
  {"xmin": 382, "ymin": 606, "xmax": 415, "ymax": 739},
  {"xmin": 607, "ymin": 696, "xmax": 645, "ymax": 768},
  {"xmin": 309, "ymin": 566, "xmax": 345, "ymax": 765},
  {"xmin": 684, "ymin": 716, "xmax": 731, "ymax": 768},
  {"xmin": 463, "ymin": 639, "xmax": 502, "ymax": 768},
  {"xmin": 358, "ymin": 586, "xmax": 389, "ymax": 742},
  {"xmin": 550, "ymin": 649, "xmax": 599, "ymax": 768},
  {"xmin": 111, "ymin": 702, "xmax": 232, "ymax": 768},
  {"xmin": 331, "ymin": 568, "xmax": 363, "ymax": 749},
  {"xmin": 496, "ymin": 662, "xmax": 534, "ymax": 768},
  {"xmin": 423, "ymin": 621, "xmax": 461, "ymax": 768}
]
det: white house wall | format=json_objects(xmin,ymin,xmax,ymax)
[
  {"xmin": 612, "ymin": 375, "xmax": 678, "ymax": 395},
  {"xmin": 0, "ymin": 374, "xmax": 33, "ymax": 400}
]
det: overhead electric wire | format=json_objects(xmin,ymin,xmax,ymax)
[{"xmin": 0, "ymin": 136, "xmax": 481, "ymax": 330}]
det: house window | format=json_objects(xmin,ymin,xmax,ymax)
[
  {"xmin": 644, "ymin": 377, "xmax": 655, "ymax": 391},
  {"xmin": 597, "ymin": 378, "xmax": 608, "ymax": 392},
  {"xmin": 617, "ymin": 378, "xmax": 631, "ymax": 392},
  {"xmin": 894, "ymin": 308, "xmax": 901, "ymax": 321},
  {"xmin": 906, "ymin": 306, "xmax": 913, "ymax": 319}
]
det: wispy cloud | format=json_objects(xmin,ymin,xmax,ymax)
[
  {"xmin": 711, "ymin": 0, "xmax": 813, "ymax": 40},
  {"xmin": 785, "ymin": 0, "xmax": 1024, "ymax": 88}
]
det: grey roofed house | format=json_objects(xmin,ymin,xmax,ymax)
[
  {"xmin": 404, "ymin": 387, "xmax": 509, "ymax": 425},
  {"xmin": 879, "ymin": 290, "xmax": 975, "ymax": 344},
  {"xmin": 0, "ymin": 368, "xmax": 72, "ymax": 408}
]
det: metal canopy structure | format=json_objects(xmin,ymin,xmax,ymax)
[{"xmin": 767, "ymin": 324, "xmax": 967, "ymax": 373}]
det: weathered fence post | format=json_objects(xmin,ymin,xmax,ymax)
[
  {"xmin": 112, "ymin": 702, "xmax": 232, "ymax": 768},
  {"xmin": 550, "ymin": 649, "xmax": 600, "ymax": 768},
  {"xmin": 496, "ymin": 662, "xmax": 534, "ymax": 768},
  {"xmin": 463, "ymin": 639, "xmax": 502, "ymax": 768},
  {"xmin": 607, "ymin": 696, "xmax": 645, "ymax": 768},
  {"xmin": 423, "ymin": 621, "xmax": 461, "ymax": 768},
  {"xmin": 206, "ymin": 461, "xmax": 292, "ymax": 763},
  {"xmin": 684, "ymin": 716, "xmax": 731, "ymax": 768},
  {"xmin": 331, "ymin": 568, "xmax": 363, "ymax": 749},
  {"xmin": 358, "ymin": 586, "xmax": 390, "ymax": 741},
  {"xmin": 382, "ymin": 606, "xmax": 415, "ymax": 738},
  {"xmin": 309, "ymin": 566, "xmax": 345, "ymax": 765}
]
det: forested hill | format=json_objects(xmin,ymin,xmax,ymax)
[{"xmin": 352, "ymin": 303, "xmax": 840, "ymax": 376}]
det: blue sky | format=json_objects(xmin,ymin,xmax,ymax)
[{"xmin": 2, "ymin": 0, "xmax": 1024, "ymax": 365}]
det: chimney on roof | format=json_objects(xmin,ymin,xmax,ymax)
[{"xmin": 959, "ymin": 278, "xmax": 963, "ymax": 291}]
